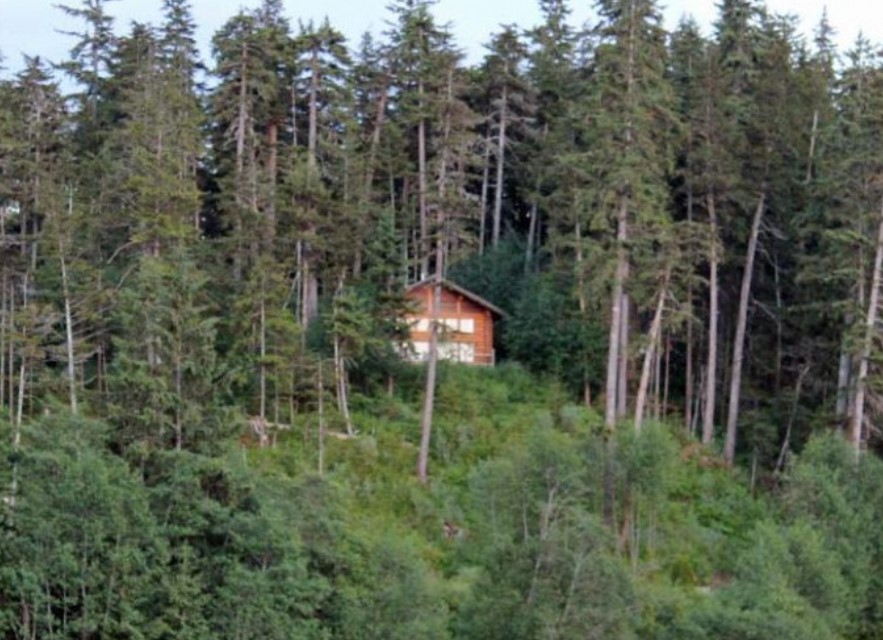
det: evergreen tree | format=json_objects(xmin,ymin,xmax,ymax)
[
  {"xmin": 581, "ymin": 0, "xmax": 676, "ymax": 429},
  {"xmin": 480, "ymin": 25, "xmax": 532, "ymax": 250},
  {"xmin": 108, "ymin": 249, "xmax": 227, "ymax": 454}
]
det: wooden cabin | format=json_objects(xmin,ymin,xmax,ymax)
[{"xmin": 404, "ymin": 279, "xmax": 505, "ymax": 366}]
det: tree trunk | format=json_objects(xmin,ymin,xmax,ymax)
[
  {"xmin": 492, "ymin": 85, "xmax": 507, "ymax": 247},
  {"xmin": 776, "ymin": 363, "xmax": 809, "ymax": 473},
  {"xmin": 835, "ymin": 327, "xmax": 853, "ymax": 426},
  {"xmin": 479, "ymin": 125, "xmax": 491, "ymax": 256},
  {"xmin": 417, "ymin": 66, "xmax": 457, "ymax": 483},
  {"xmin": 333, "ymin": 275, "xmax": 354, "ymax": 436},
  {"xmin": 233, "ymin": 42, "xmax": 249, "ymax": 284},
  {"xmin": 685, "ymin": 125, "xmax": 695, "ymax": 433},
  {"xmin": 417, "ymin": 269, "xmax": 441, "ymax": 484},
  {"xmin": 317, "ymin": 359, "xmax": 325, "ymax": 476},
  {"xmin": 364, "ymin": 79, "xmax": 389, "ymax": 196},
  {"xmin": 1, "ymin": 274, "xmax": 7, "ymax": 413},
  {"xmin": 618, "ymin": 292, "xmax": 630, "ymax": 418},
  {"xmin": 417, "ymin": 79, "xmax": 429, "ymax": 280},
  {"xmin": 635, "ymin": 279, "xmax": 667, "ymax": 432},
  {"xmin": 605, "ymin": 196, "xmax": 629, "ymax": 429},
  {"xmin": 302, "ymin": 259, "xmax": 319, "ymax": 328},
  {"xmin": 526, "ymin": 199, "xmax": 539, "ymax": 272},
  {"xmin": 308, "ymin": 47, "xmax": 319, "ymax": 167},
  {"xmin": 702, "ymin": 191, "xmax": 719, "ymax": 445},
  {"xmin": 265, "ymin": 121, "xmax": 278, "ymax": 250},
  {"xmin": 300, "ymin": 47, "xmax": 321, "ymax": 327},
  {"xmin": 60, "ymin": 249, "xmax": 78, "ymax": 415},
  {"xmin": 851, "ymin": 197, "xmax": 883, "ymax": 456},
  {"xmin": 574, "ymin": 219, "xmax": 592, "ymax": 407},
  {"xmin": 805, "ymin": 108, "xmax": 819, "ymax": 185},
  {"xmin": 724, "ymin": 191, "xmax": 766, "ymax": 464},
  {"xmin": 259, "ymin": 274, "xmax": 267, "ymax": 423},
  {"xmin": 7, "ymin": 279, "xmax": 14, "ymax": 424}
]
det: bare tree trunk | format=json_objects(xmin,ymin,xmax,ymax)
[
  {"xmin": 308, "ymin": 48, "xmax": 319, "ymax": 167},
  {"xmin": 618, "ymin": 291, "xmax": 630, "ymax": 419},
  {"xmin": 1, "ymin": 274, "xmax": 7, "ymax": 413},
  {"xmin": 835, "ymin": 328, "xmax": 853, "ymax": 426},
  {"xmin": 174, "ymin": 343, "xmax": 183, "ymax": 452},
  {"xmin": 724, "ymin": 191, "xmax": 766, "ymax": 464},
  {"xmin": 635, "ymin": 280, "xmax": 667, "ymax": 432},
  {"xmin": 417, "ymin": 65, "xmax": 456, "ymax": 483},
  {"xmin": 293, "ymin": 240, "xmax": 303, "ymax": 324},
  {"xmin": 526, "ymin": 199, "xmax": 539, "ymax": 272},
  {"xmin": 776, "ymin": 363, "xmax": 810, "ymax": 473},
  {"xmin": 805, "ymin": 109, "xmax": 819, "ymax": 185},
  {"xmin": 333, "ymin": 275, "xmax": 354, "ymax": 436},
  {"xmin": 417, "ymin": 79, "xmax": 429, "ymax": 280},
  {"xmin": 364, "ymin": 79, "xmax": 389, "ymax": 195},
  {"xmin": 10, "ymin": 274, "xmax": 29, "ymax": 507},
  {"xmin": 702, "ymin": 191, "xmax": 719, "ymax": 445},
  {"xmin": 233, "ymin": 42, "xmax": 249, "ymax": 284},
  {"xmin": 605, "ymin": 196, "xmax": 629, "ymax": 429},
  {"xmin": 290, "ymin": 80, "xmax": 298, "ymax": 147},
  {"xmin": 417, "ymin": 266, "xmax": 442, "ymax": 484},
  {"xmin": 685, "ymin": 131, "xmax": 695, "ymax": 433},
  {"xmin": 851, "ymin": 198, "xmax": 883, "ymax": 456},
  {"xmin": 492, "ymin": 85, "xmax": 507, "ymax": 247},
  {"xmin": 574, "ymin": 219, "xmax": 592, "ymax": 407},
  {"xmin": 317, "ymin": 359, "xmax": 325, "ymax": 476},
  {"xmin": 15, "ymin": 272, "xmax": 29, "ymax": 430},
  {"xmin": 653, "ymin": 329, "xmax": 663, "ymax": 421},
  {"xmin": 7, "ymin": 279, "xmax": 14, "ymax": 424},
  {"xmin": 9, "ymin": 354, "xmax": 25, "ymax": 509},
  {"xmin": 259, "ymin": 273, "xmax": 267, "ymax": 423},
  {"xmin": 301, "ymin": 259, "xmax": 318, "ymax": 328},
  {"xmin": 615, "ymin": 0, "xmax": 637, "ymax": 424},
  {"xmin": 60, "ymin": 249, "xmax": 78, "ymax": 415},
  {"xmin": 265, "ymin": 121, "xmax": 278, "ymax": 250},
  {"xmin": 300, "ymin": 48, "xmax": 321, "ymax": 327},
  {"xmin": 479, "ymin": 125, "xmax": 491, "ymax": 256}
]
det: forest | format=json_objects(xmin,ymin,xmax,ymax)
[{"xmin": 3, "ymin": 0, "xmax": 883, "ymax": 637}]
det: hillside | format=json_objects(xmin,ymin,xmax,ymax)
[
  {"xmin": 4, "ymin": 366, "xmax": 883, "ymax": 638},
  {"xmin": 4, "ymin": 0, "xmax": 883, "ymax": 636}
]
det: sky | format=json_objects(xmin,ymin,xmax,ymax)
[{"xmin": 0, "ymin": 0, "xmax": 871, "ymax": 77}]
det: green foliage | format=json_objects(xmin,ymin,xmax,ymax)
[
  {"xmin": 0, "ymin": 414, "xmax": 160, "ymax": 638},
  {"xmin": 9, "ymin": 0, "xmax": 883, "ymax": 637},
  {"xmin": 108, "ymin": 248, "xmax": 231, "ymax": 454}
]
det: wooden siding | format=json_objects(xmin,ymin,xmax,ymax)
[{"xmin": 405, "ymin": 284, "xmax": 496, "ymax": 365}]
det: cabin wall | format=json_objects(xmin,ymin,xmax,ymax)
[{"xmin": 405, "ymin": 285, "xmax": 496, "ymax": 365}]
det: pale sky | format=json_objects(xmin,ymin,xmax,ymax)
[{"xmin": 0, "ymin": 0, "xmax": 869, "ymax": 77}]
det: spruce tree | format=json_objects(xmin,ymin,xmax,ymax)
[{"xmin": 584, "ymin": 0, "xmax": 676, "ymax": 429}]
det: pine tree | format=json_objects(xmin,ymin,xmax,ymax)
[
  {"xmin": 525, "ymin": 0, "xmax": 578, "ymax": 269},
  {"xmin": 108, "ymin": 248, "xmax": 226, "ymax": 454},
  {"xmin": 210, "ymin": 8, "xmax": 287, "ymax": 281},
  {"xmin": 481, "ymin": 25, "xmax": 531, "ymax": 250},
  {"xmin": 669, "ymin": 17, "xmax": 708, "ymax": 433},
  {"xmin": 386, "ymin": 0, "xmax": 461, "ymax": 280},
  {"xmin": 108, "ymin": 23, "xmax": 202, "ymax": 256},
  {"xmin": 583, "ymin": 0, "xmax": 676, "ymax": 430}
]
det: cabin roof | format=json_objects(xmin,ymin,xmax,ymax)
[{"xmin": 406, "ymin": 278, "xmax": 507, "ymax": 318}]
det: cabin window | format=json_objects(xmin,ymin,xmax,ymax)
[
  {"xmin": 409, "ymin": 341, "xmax": 475, "ymax": 363},
  {"xmin": 439, "ymin": 318, "xmax": 475, "ymax": 334},
  {"xmin": 412, "ymin": 341, "xmax": 431, "ymax": 358},
  {"xmin": 438, "ymin": 341, "xmax": 475, "ymax": 362}
]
